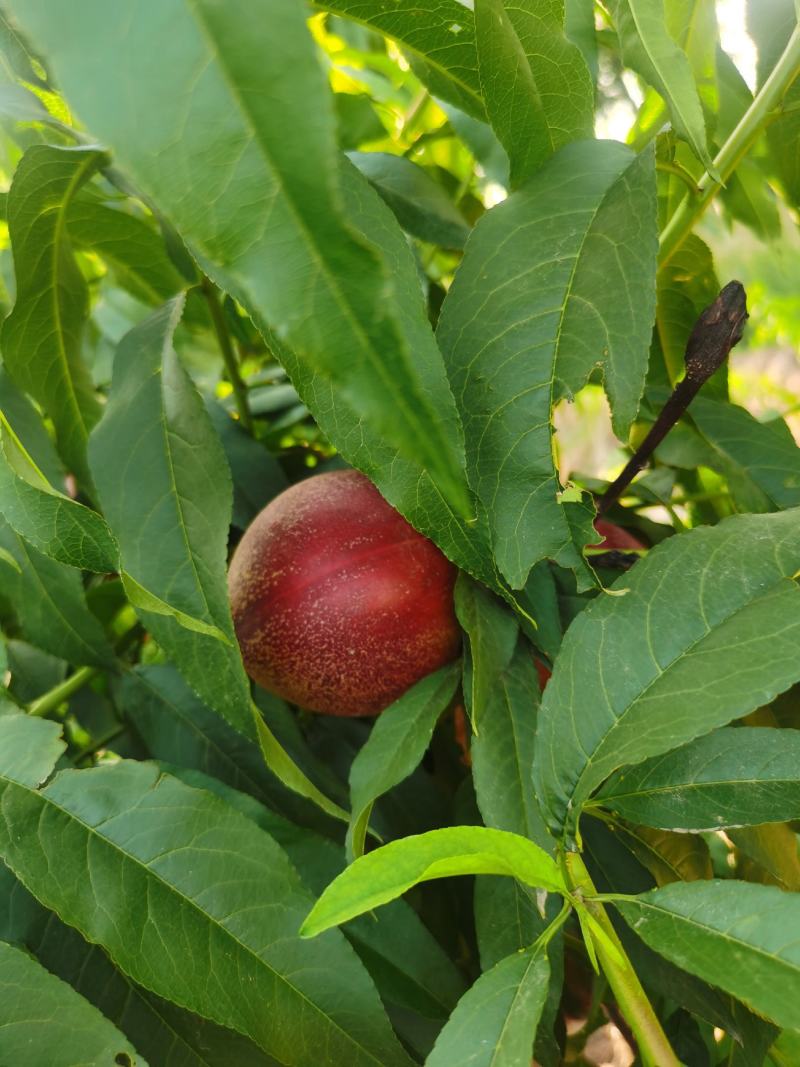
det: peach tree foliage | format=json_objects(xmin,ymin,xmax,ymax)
[{"xmin": 0, "ymin": 2, "xmax": 800, "ymax": 1066}]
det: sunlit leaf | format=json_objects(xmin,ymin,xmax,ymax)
[
  {"xmin": 301, "ymin": 827, "xmax": 565, "ymax": 937},
  {"xmin": 1, "ymin": 144, "xmax": 104, "ymax": 489}
]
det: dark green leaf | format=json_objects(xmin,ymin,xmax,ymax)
[
  {"xmin": 471, "ymin": 643, "xmax": 551, "ymax": 850},
  {"xmin": 348, "ymin": 152, "xmax": 470, "ymax": 249},
  {"xmin": 534, "ymin": 510, "xmax": 800, "ymax": 843},
  {"xmin": 616, "ymin": 880, "xmax": 800, "ymax": 1031},
  {"xmin": 67, "ymin": 192, "xmax": 187, "ymax": 307},
  {"xmin": 120, "ymin": 665, "xmax": 339, "ymax": 831},
  {"xmin": 0, "ymin": 520, "xmax": 114, "ymax": 667},
  {"xmin": 0, "ymin": 939, "xmax": 148, "ymax": 1066},
  {"xmin": 437, "ymin": 140, "xmax": 657, "ymax": 588},
  {"xmin": 425, "ymin": 945, "xmax": 550, "ymax": 1067},
  {"xmin": 455, "ymin": 573, "xmax": 518, "ymax": 730},
  {"xmin": 347, "ymin": 663, "xmax": 460, "ymax": 859},
  {"xmin": 655, "ymin": 234, "xmax": 718, "ymax": 382},
  {"xmin": 0, "ymin": 368, "xmax": 63, "ymax": 487},
  {"xmin": 205, "ymin": 400, "xmax": 287, "ymax": 530},
  {"xmin": 0, "ymin": 862, "xmax": 287, "ymax": 1067},
  {"xmin": 161, "ymin": 764, "xmax": 467, "ymax": 1022},
  {"xmin": 474, "ymin": 0, "xmax": 593, "ymax": 187},
  {"xmin": 0, "ymin": 716, "xmax": 414, "ymax": 1067},
  {"xmin": 691, "ymin": 397, "xmax": 800, "ymax": 510},
  {"xmin": 595, "ymin": 727, "xmax": 800, "ymax": 830},
  {"xmin": 301, "ymin": 827, "xmax": 565, "ymax": 937},
  {"xmin": 1, "ymin": 144, "xmax": 104, "ymax": 489},
  {"xmin": 0, "ymin": 410, "xmax": 118, "ymax": 572},
  {"xmin": 15, "ymin": 0, "xmax": 471, "ymax": 515},
  {"xmin": 89, "ymin": 300, "xmax": 252, "ymax": 734}
]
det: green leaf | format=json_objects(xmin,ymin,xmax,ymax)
[
  {"xmin": 0, "ymin": 368, "xmax": 63, "ymax": 487},
  {"xmin": 66, "ymin": 191, "xmax": 187, "ymax": 307},
  {"xmin": 1, "ymin": 144, "xmax": 104, "ymax": 489},
  {"xmin": 334, "ymin": 93, "xmax": 386, "ymax": 151},
  {"xmin": 748, "ymin": 0, "xmax": 800, "ymax": 208},
  {"xmin": 533, "ymin": 509, "xmax": 800, "ymax": 843},
  {"xmin": 120, "ymin": 664, "xmax": 342, "ymax": 831},
  {"xmin": 253, "ymin": 714, "xmax": 350, "ymax": 826},
  {"xmin": 0, "ymin": 712, "xmax": 64, "ymax": 787},
  {"xmin": 609, "ymin": 0, "xmax": 713, "ymax": 169},
  {"xmin": 346, "ymin": 663, "xmax": 460, "ymax": 860},
  {"xmin": 0, "ymin": 940, "xmax": 148, "ymax": 1067},
  {"xmin": 0, "ymin": 721, "xmax": 414, "ymax": 1067},
  {"xmin": 594, "ymin": 727, "xmax": 800, "ymax": 830},
  {"xmin": 655, "ymin": 234, "xmax": 719, "ymax": 382},
  {"xmin": 474, "ymin": 0, "xmax": 593, "ymax": 187},
  {"xmin": 471, "ymin": 643, "xmax": 551, "ymax": 850},
  {"xmin": 437, "ymin": 140, "xmax": 657, "ymax": 588},
  {"xmin": 722, "ymin": 159, "xmax": 781, "ymax": 241},
  {"xmin": 205, "ymin": 399, "xmax": 287, "ymax": 530},
  {"xmin": 425, "ymin": 944, "xmax": 550, "ymax": 1067},
  {"xmin": 311, "ymin": 0, "xmax": 486, "ymax": 120},
  {"xmin": 0, "ymin": 520, "xmax": 114, "ymax": 668},
  {"xmin": 88, "ymin": 299, "xmax": 252, "ymax": 735},
  {"xmin": 616, "ymin": 880, "xmax": 800, "ymax": 1031},
  {"xmin": 608, "ymin": 821, "xmax": 712, "ymax": 884},
  {"xmin": 730, "ymin": 823, "xmax": 800, "ymax": 891},
  {"xmin": 272, "ymin": 186, "xmax": 493, "ymax": 590},
  {"xmin": 119, "ymin": 572, "xmax": 231, "ymax": 644},
  {"xmin": 15, "ymin": 0, "xmax": 471, "ymax": 516},
  {"xmin": 455, "ymin": 573, "xmax": 518, "ymax": 731},
  {"xmin": 690, "ymin": 398, "xmax": 800, "ymax": 510},
  {"xmin": 301, "ymin": 826, "xmax": 565, "ymax": 937},
  {"xmin": 1, "ymin": 870, "xmax": 280, "ymax": 1067},
  {"xmin": 0, "ymin": 865, "xmax": 278, "ymax": 1067},
  {"xmin": 348, "ymin": 152, "xmax": 471, "ymax": 249},
  {"xmin": 161, "ymin": 764, "xmax": 467, "ymax": 1022},
  {"xmin": 0, "ymin": 410, "xmax": 118, "ymax": 572}
]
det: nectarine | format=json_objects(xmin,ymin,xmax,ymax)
[
  {"xmin": 592, "ymin": 518, "xmax": 645, "ymax": 552},
  {"xmin": 228, "ymin": 470, "xmax": 461, "ymax": 716}
]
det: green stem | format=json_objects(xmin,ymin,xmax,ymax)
[
  {"xmin": 659, "ymin": 25, "xmax": 800, "ymax": 271},
  {"xmin": 28, "ymin": 666, "xmax": 97, "ymax": 719},
  {"xmin": 200, "ymin": 277, "xmax": 254, "ymax": 433},
  {"xmin": 565, "ymin": 852, "xmax": 681, "ymax": 1067}
]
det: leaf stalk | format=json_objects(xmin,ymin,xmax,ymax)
[
  {"xmin": 200, "ymin": 276, "xmax": 254, "ymax": 433},
  {"xmin": 565, "ymin": 852, "xmax": 681, "ymax": 1067},
  {"xmin": 28, "ymin": 665, "xmax": 97, "ymax": 718},
  {"xmin": 659, "ymin": 25, "xmax": 800, "ymax": 270}
]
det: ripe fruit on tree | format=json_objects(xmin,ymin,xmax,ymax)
[{"xmin": 228, "ymin": 469, "xmax": 461, "ymax": 716}]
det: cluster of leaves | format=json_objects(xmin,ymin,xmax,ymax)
[{"xmin": 0, "ymin": 2, "xmax": 800, "ymax": 1066}]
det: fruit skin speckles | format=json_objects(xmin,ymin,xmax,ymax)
[{"xmin": 228, "ymin": 469, "xmax": 462, "ymax": 716}]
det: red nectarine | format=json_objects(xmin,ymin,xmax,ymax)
[
  {"xmin": 592, "ymin": 518, "xmax": 645, "ymax": 552},
  {"xmin": 228, "ymin": 470, "xmax": 461, "ymax": 716}
]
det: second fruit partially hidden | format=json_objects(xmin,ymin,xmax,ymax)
[{"xmin": 228, "ymin": 469, "xmax": 461, "ymax": 716}]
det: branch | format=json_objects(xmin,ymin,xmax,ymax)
[{"xmin": 598, "ymin": 281, "xmax": 748, "ymax": 516}]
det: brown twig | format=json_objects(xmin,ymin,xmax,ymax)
[{"xmin": 598, "ymin": 281, "xmax": 748, "ymax": 516}]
